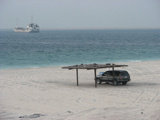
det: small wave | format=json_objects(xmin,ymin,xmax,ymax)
[
  {"xmin": 36, "ymin": 50, "xmax": 44, "ymax": 53},
  {"xmin": 128, "ymin": 60, "xmax": 142, "ymax": 62}
]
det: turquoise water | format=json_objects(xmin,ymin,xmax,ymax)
[{"xmin": 0, "ymin": 29, "xmax": 160, "ymax": 69}]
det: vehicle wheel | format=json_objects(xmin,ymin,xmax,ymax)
[
  {"xmin": 97, "ymin": 79, "xmax": 101, "ymax": 84},
  {"xmin": 113, "ymin": 80, "xmax": 117, "ymax": 86},
  {"xmin": 105, "ymin": 81, "xmax": 109, "ymax": 84},
  {"xmin": 122, "ymin": 82, "xmax": 127, "ymax": 85}
]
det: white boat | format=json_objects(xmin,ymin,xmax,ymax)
[{"xmin": 14, "ymin": 23, "xmax": 39, "ymax": 33}]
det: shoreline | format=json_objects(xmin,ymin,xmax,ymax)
[
  {"xmin": 1, "ymin": 59, "xmax": 160, "ymax": 70},
  {"xmin": 0, "ymin": 60, "xmax": 160, "ymax": 120}
]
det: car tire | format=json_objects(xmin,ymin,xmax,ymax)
[
  {"xmin": 97, "ymin": 79, "xmax": 101, "ymax": 84},
  {"xmin": 122, "ymin": 82, "xmax": 127, "ymax": 85},
  {"xmin": 113, "ymin": 79, "xmax": 117, "ymax": 86},
  {"xmin": 105, "ymin": 81, "xmax": 109, "ymax": 84}
]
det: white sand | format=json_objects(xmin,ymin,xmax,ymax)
[{"xmin": 0, "ymin": 60, "xmax": 160, "ymax": 120}]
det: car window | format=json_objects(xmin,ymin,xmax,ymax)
[
  {"xmin": 107, "ymin": 71, "xmax": 120, "ymax": 76},
  {"xmin": 103, "ymin": 72, "xmax": 108, "ymax": 76},
  {"xmin": 107, "ymin": 71, "xmax": 112, "ymax": 75},
  {"xmin": 114, "ymin": 71, "xmax": 120, "ymax": 76},
  {"xmin": 120, "ymin": 71, "xmax": 129, "ymax": 76}
]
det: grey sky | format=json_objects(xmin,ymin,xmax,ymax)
[{"xmin": 0, "ymin": 0, "xmax": 160, "ymax": 29}]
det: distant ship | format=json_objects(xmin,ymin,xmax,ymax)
[{"xmin": 14, "ymin": 23, "xmax": 40, "ymax": 33}]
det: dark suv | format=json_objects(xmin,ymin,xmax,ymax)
[{"xmin": 96, "ymin": 70, "xmax": 131, "ymax": 85}]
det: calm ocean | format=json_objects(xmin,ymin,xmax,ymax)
[{"xmin": 0, "ymin": 29, "xmax": 160, "ymax": 69}]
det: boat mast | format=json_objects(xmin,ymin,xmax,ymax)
[
  {"xmin": 31, "ymin": 15, "xmax": 33, "ymax": 23},
  {"xmin": 15, "ymin": 18, "xmax": 18, "ymax": 27}
]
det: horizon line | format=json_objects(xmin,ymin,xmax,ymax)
[
  {"xmin": 41, "ymin": 27, "xmax": 160, "ymax": 30},
  {"xmin": 1, "ymin": 27, "xmax": 160, "ymax": 31}
]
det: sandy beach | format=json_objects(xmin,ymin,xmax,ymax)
[{"xmin": 0, "ymin": 60, "xmax": 160, "ymax": 120}]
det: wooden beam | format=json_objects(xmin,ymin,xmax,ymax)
[{"xmin": 76, "ymin": 68, "xmax": 79, "ymax": 86}]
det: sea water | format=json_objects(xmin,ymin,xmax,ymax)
[{"xmin": 0, "ymin": 29, "xmax": 160, "ymax": 69}]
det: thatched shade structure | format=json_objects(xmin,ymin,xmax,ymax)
[{"xmin": 62, "ymin": 63, "xmax": 128, "ymax": 87}]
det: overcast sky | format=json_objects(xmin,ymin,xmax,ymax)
[{"xmin": 0, "ymin": 0, "xmax": 160, "ymax": 30}]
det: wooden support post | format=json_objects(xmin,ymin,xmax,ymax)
[
  {"xmin": 112, "ymin": 66, "xmax": 116, "ymax": 85},
  {"xmin": 76, "ymin": 68, "xmax": 79, "ymax": 86},
  {"xmin": 94, "ymin": 69, "xmax": 97, "ymax": 88},
  {"xmin": 112, "ymin": 66, "xmax": 115, "ymax": 80}
]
